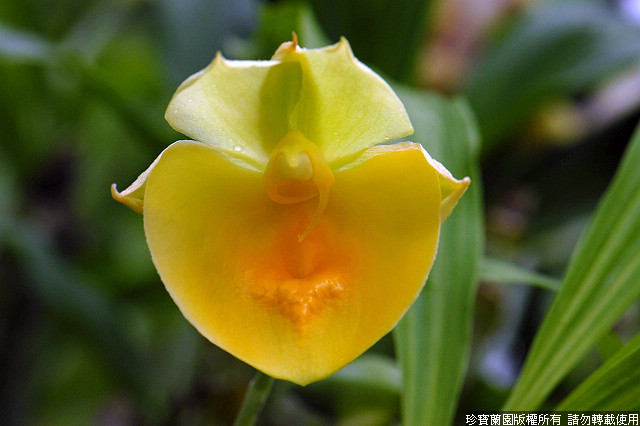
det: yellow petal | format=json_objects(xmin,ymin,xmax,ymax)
[
  {"xmin": 424, "ymin": 154, "xmax": 471, "ymax": 222},
  {"xmin": 142, "ymin": 140, "xmax": 447, "ymax": 385}
]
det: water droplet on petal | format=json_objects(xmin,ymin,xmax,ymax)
[{"xmin": 234, "ymin": 145, "xmax": 243, "ymax": 152}]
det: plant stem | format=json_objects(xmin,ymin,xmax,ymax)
[{"xmin": 233, "ymin": 371, "xmax": 275, "ymax": 426}]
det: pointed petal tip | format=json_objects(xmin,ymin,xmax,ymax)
[
  {"xmin": 336, "ymin": 36, "xmax": 353, "ymax": 55},
  {"xmin": 440, "ymin": 175, "xmax": 470, "ymax": 222},
  {"xmin": 415, "ymin": 145, "xmax": 470, "ymax": 221},
  {"xmin": 111, "ymin": 147, "xmax": 167, "ymax": 214},
  {"xmin": 272, "ymin": 37, "xmax": 304, "ymax": 60},
  {"xmin": 211, "ymin": 51, "xmax": 232, "ymax": 68},
  {"xmin": 111, "ymin": 183, "xmax": 144, "ymax": 214}
]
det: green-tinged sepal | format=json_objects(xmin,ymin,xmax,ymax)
[
  {"xmin": 273, "ymin": 38, "xmax": 414, "ymax": 167},
  {"xmin": 165, "ymin": 38, "xmax": 413, "ymax": 170},
  {"xmin": 165, "ymin": 54, "xmax": 280, "ymax": 169}
]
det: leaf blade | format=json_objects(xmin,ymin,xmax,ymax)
[
  {"xmin": 309, "ymin": 0, "xmax": 437, "ymax": 83},
  {"xmin": 504, "ymin": 123, "xmax": 640, "ymax": 410},
  {"xmin": 393, "ymin": 91, "xmax": 484, "ymax": 426},
  {"xmin": 556, "ymin": 332, "xmax": 640, "ymax": 410},
  {"xmin": 464, "ymin": 1, "xmax": 640, "ymax": 150},
  {"xmin": 480, "ymin": 257, "xmax": 562, "ymax": 292}
]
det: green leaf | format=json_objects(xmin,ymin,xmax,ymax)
[
  {"xmin": 307, "ymin": 354, "xmax": 401, "ymax": 424},
  {"xmin": 393, "ymin": 91, "xmax": 483, "ymax": 426},
  {"xmin": 464, "ymin": 1, "xmax": 640, "ymax": 150},
  {"xmin": 326, "ymin": 354, "xmax": 401, "ymax": 395},
  {"xmin": 309, "ymin": 0, "xmax": 437, "ymax": 83},
  {"xmin": 596, "ymin": 332, "xmax": 625, "ymax": 362},
  {"xmin": 0, "ymin": 0, "xmax": 129, "ymax": 66},
  {"xmin": 0, "ymin": 24, "xmax": 54, "ymax": 64},
  {"xmin": 0, "ymin": 146, "xmax": 17, "ymax": 220},
  {"xmin": 59, "ymin": 0, "xmax": 129, "ymax": 62},
  {"xmin": 2, "ymin": 222, "xmax": 147, "ymax": 395},
  {"xmin": 253, "ymin": 1, "xmax": 330, "ymax": 56},
  {"xmin": 2, "ymin": 218, "xmax": 200, "ymax": 420},
  {"xmin": 233, "ymin": 371, "xmax": 275, "ymax": 426},
  {"xmin": 556, "ymin": 332, "xmax": 640, "ymax": 410},
  {"xmin": 480, "ymin": 257, "xmax": 562, "ymax": 292},
  {"xmin": 503, "ymin": 122, "xmax": 640, "ymax": 410},
  {"xmin": 157, "ymin": 0, "xmax": 260, "ymax": 83}
]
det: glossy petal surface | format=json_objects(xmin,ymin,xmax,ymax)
[
  {"xmin": 165, "ymin": 55, "xmax": 284, "ymax": 168},
  {"xmin": 165, "ymin": 39, "xmax": 412, "ymax": 169},
  {"xmin": 279, "ymin": 39, "xmax": 414, "ymax": 167},
  {"xmin": 142, "ymin": 140, "xmax": 444, "ymax": 385}
]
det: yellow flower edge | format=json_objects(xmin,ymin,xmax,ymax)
[
  {"xmin": 113, "ymin": 140, "xmax": 469, "ymax": 385},
  {"xmin": 112, "ymin": 37, "xmax": 471, "ymax": 385}
]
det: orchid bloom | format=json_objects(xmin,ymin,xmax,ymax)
[{"xmin": 112, "ymin": 37, "xmax": 469, "ymax": 386}]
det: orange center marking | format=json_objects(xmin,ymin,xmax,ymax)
[{"xmin": 247, "ymin": 208, "xmax": 351, "ymax": 328}]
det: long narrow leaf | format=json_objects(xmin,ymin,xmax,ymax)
[
  {"xmin": 556, "ymin": 332, "xmax": 640, "ymax": 410},
  {"xmin": 310, "ymin": 0, "xmax": 437, "ymax": 83},
  {"xmin": 61, "ymin": 0, "xmax": 130, "ymax": 61},
  {"xmin": 596, "ymin": 332, "xmax": 625, "ymax": 362},
  {"xmin": 305, "ymin": 354, "xmax": 401, "ymax": 425},
  {"xmin": 504, "ymin": 123, "xmax": 640, "ymax": 409},
  {"xmin": 2, "ymin": 222, "xmax": 146, "ymax": 395},
  {"xmin": 465, "ymin": 1, "xmax": 640, "ymax": 150},
  {"xmin": 394, "ymin": 91, "xmax": 483, "ymax": 426},
  {"xmin": 480, "ymin": 257, "xmax": 562, "ymax": 292}
]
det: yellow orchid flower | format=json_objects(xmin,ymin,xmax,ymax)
[{"xmin": 112, "ymin": 37, "xmax": 469, "ymax": 386}]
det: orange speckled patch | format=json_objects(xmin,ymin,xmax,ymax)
[{"xmin": 245, "ymin": 207, "xmax": 352, "ymax": 328}]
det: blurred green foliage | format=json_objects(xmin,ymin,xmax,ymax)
[{"xmin": 1, "ymin": 0, "xmax": 640, "ymax": 424}]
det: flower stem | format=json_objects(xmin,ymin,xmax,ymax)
[{"xmin": 232, "ymin": 371, "xmax": 275, "ymax": 426}]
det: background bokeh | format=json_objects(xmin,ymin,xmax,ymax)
[{"xmin": 1, "ymin": 0, "xmax": 640, "ymax": 424}]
